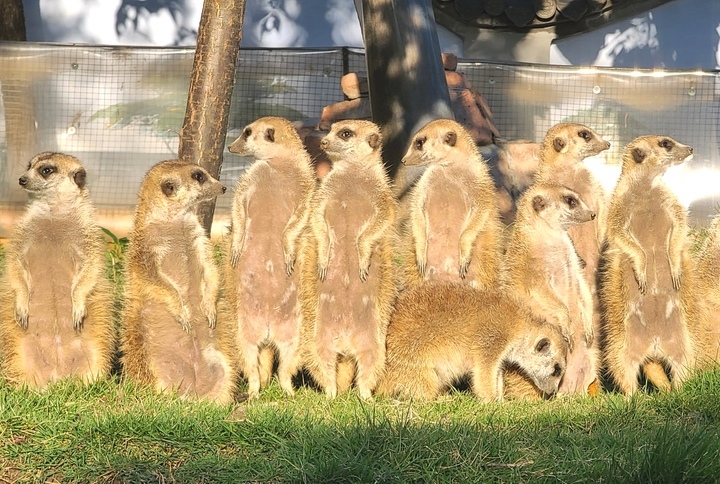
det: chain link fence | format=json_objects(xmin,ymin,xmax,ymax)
[{"xmin": 1, "ymin": 42, "xmax": 718, "ymax": 237}]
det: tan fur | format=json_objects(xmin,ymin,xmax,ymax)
[
  {"xmin": 502, "ymin": 183, "xmax": 598, "ymax": 395},
  {"xmin": 534, "ymin": 123, "xmax": 610, "ymax": 393},
  {"xmin": 397, "ymin": 119, "xmax": 503, "ymax": 290},
  {"xmin": 600, "ymin": 135, "xmax": 700, "ymax": 394},
  {"xmin": 0, "ymin": 152, "xmax": 115, "ymax": 388},
  {"xmin": 377, "ymin": 282, "xmax": 568, "ymax": 402},
  {"xmin": 299, "ymin": 120, "xmax": 398, "ymax": 399},
  {"xmin": 693, "ymin": 215, "xmax": 720, "ymax": 364},
  {"xmin": 225, "ymin": 116, "xmax": 316, "ymax": 398},
  {"xmin": 120, "ymin": 160, "xmax": 237, "ymax": 404}
]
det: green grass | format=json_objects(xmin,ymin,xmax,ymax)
[
  {"xmin": 2, "ymin": 372, "xmax": 720, "ymax": 482},
  {"xmin": 2, "ymin": 237, "xmax": 720, "ymax": 481}
]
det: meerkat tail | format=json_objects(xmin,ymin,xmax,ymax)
[
  {"xmin": 336, "ymin": 358, "xmax": 356, "ymax": 393},
  {"xmin": 643, "ymin": 361, "xmax": 671, "ymax": 391},
  {"xmin": 258, "ymin": 346, "xmax": 275, "ymax": 388}
]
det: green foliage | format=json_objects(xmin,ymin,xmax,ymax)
[
  {"xmin": 3, "ymin": 370, "xmax": 720, "ymax": 482},
  {"xmin": 102, "ymin": 227, "xmax": 129, "ymax": 288}
]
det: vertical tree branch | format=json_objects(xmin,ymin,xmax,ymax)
[{"xmin": 178, "ymin": 0, "xmax": 246, "ymax": 233}]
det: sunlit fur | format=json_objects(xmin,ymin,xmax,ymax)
[{"xmin": 0, "ymin": 152, "xmax": 114, "ymax": 388}]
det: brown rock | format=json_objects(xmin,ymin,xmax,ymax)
[
  {"xmin": 340, "ymin": 72, "xmax": 368, "ymax": 100},
  {"xmin": 319, "ymin": 98, "xmax": 372, "ymax": 130}
]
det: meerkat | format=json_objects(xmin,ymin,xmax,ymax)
[
  {"xmin": 0, "ymin": 152, "xmax": 115, "ymax": 388},
  {"xmin": 376, "ymin": 282, "xmax": 567, "ymax": 402},
  {"xmin": 601, "ymin": 135, "xmax": 700, "ymax": 394},
  {"xmin": 692, "ymin": 216, "xmax": 720, "ymax": 363},
  {"xmin": 397, "ymin": 118, "xmax": 503, "ymax": 289},
  {"xmin": 225, "ymin": 116, "xmax": 316, "ymax": 398},
  {"xmin": 299, "ymin": 120, "xmax": 397, "ymax": 399},
  {"xmin": 502, "ymin": 182, "xmax": 597, "ymax": 395},
  {"xmin": 120, "ymin": 160, "xmax": 237, "ymax": 404}
]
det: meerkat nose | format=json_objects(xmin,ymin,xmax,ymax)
[
  {"xmin": 320, "ymin": 139, "xmax": 328, "ymax": 149},
  {"xmin": 590, "ymin": 212, "xmax": 596, "ymax": 220},
  {"xmin": 18, "ymin": 176, "xmax": 28, "ymax": 186},
  {"xmin": 604, "ymin": 141, "xmax": 610, "ymax": 149},
  {"xmin": 221, "ymin": 185, "xmax": 227, "ymax": 194},
  {"xmin": 688, "ymin": 146, "xmax": 694, "ymax": 153}
]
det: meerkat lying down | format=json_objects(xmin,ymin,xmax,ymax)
[
  {"xmin": 377, "ymin": 281, "xmax": 568, "ymax": 402},
  {"xmin": 0, "ymin": 152, "xmax": 115, "ymax": 388}
]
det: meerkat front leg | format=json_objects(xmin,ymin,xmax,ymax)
[
  {"xmin": 230, "ymin": 193, "xmax": 249, "ymax": 268},
  {"xmin": 610, "ymin": 222, "xmax": 647, "ymax": 294},
  {"xmin": 528, "ymin": 285, "xmax": 575, "ymax": 351},
  {"xmin": 7, "ymin": 250, "xmax": 31, "ymax": 329},
  {"xmin": 411, "ymin": 194, "xmax": 429, "ymax": 277},
  {"xmin": 154, "ymin": 248, "xmax": 192, "ymax": 332},
  {"xmin": 314, "ymin": 201, "xmax": 332, "ymax": 281},
  {"xmin": 667, "ymin": 207, "xmax": 688, "ymax": 291},
  {"xmin": 194, "ymin": 232, "xmax": 219, "ymax": 329},
  {"xmin": 357, "ymin": 192, "xmax": 395, "ymax": 282},
  {"xmin": 458, "ymin": 206, "xmax": 491, "ymax": 279},
  {"xmin": 69, "ymin": 239, "xmax": 104, "ymax": 329},
  {"xmin": 281, "ymin": 195, "xmax": 311, "ymax": 276}
]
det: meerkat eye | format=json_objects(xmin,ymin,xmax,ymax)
[
  {"xmin": 339, "ymin": 129, "xmax": 353, "ymax": 140},
  {"xmin": 39, "ymin": 166, "xmax": 56, "ymax": 178},
  {"xmin": 535, "ymin": 338, "xmax": 550, "ymax": 353},
  {"xmin": 243, "ymin": 127, "xmax": 252, "ymax": 138},
  {"xmin": 659, "ymin": 139, "xmax": 674, "ymax": 150},
  {"xmin": 551, "ymin": 363, "xmax": 562, "ymax": 377},
  {"xmin": 415, "ymin": 136, "xmax": 426, "ymax": 150},
  {"xmin": 192, "ymin": 170, "xmax": 206, "ymax": 184},
  {"xmin": 564, "ymin": 196, "xmax": 578, "ymax": 208},
  {"xmin": 578, "ymin": 130, "xmax": 592, "ymax": 141}
]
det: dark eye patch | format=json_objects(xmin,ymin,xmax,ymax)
[
  {"xmin": 192, "ymin": 170, "xmax": 206, "ymax": 184},
  {"xmin": 564, "ymin": 195, "xmax": 578, "ymax": 208},
  {"xmin": 535, "ymin": 338, "xmax": 550, "ymax": 353},
  {"xmin": 659, "ymin": 138, "xmax": 674, "ymax": 150},
  {"xmin": 415, "ymin": 136, "xmax": 426, "ymax": 150},
  {"xmin": 39, "ymin": 165, "xmax": 56, "ymax": 178},
  {"xmin": 339, "ymin": 128, "xmax": 354, "ymax": 140}
]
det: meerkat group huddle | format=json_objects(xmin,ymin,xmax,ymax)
[{"xmin": 0, "ymin": 116, "xmax": 717, "ymax": 404}]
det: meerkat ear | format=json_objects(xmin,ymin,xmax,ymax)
[
  {"xmin": 532, "ymin": 195, "xmax": 546, "ymax": 213},
  {"xmin": 161, "ymin": 180, "xmax": 176, "ymax": 197},
  {"xmin": 444, "ymin": 131, "xmax": 457, "ymax": 147},
  {"xmin": 553, "ymin": 137, "xmax": 566, "ymax": 153},
  {"xmin": 367, "ymin": 133, "xmax": 381, "ymax": 150},
  {"xmin": 265, "ymin": 128, "xmax": 275, "ymax": 143},
  {"xmin": 632, "ymin": 147, "xmax": 646, "ymax": 163},
  {"xmin": 72, "ymin": 168, "xmax": 86, "ymax": 189}
]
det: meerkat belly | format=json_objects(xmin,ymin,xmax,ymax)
[
  {"xmin": 318, "ymin": 195, "xmax": 381, "ymax": 334},
  {"xmin": 423, "ymin": 178, "xmax": 468, "ymax": 277},
  {"xmin": 622, "ymin": 208, "xmax": 683, "ymax": 333},
  {"xmin": 149, "ymin": 238, "xmax": 229, "ymax": 394},
  {"xmin": 20, "ymin": 237, "xmax": 99, "ymax": 384},
  {"xmin": 236, "ymin": 194, "xmax": 300, "ymax": 329}
]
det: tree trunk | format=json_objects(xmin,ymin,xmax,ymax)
[
  {"xmin": 355, "ymin": 0, "xmax": 453, "ymax": 197},
  {"xmin": 178, "ymin": 0, "xmax": 246, "ymax": 234},
  {"xmin": 1, "ymin": 0, "xmax": 38, "ymax": 203}
]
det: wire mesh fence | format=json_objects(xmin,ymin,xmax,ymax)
[{"xmin": 0, "ymin": 42, "xmax": 719, "ymax": 238}]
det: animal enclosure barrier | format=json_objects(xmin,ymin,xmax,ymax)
[{"xmin": 0, "ymin": 42, "xmax": 719, "ymax": 238}]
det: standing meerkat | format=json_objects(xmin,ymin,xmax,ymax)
[
  {"xmin": 398, "ymin": 118, "xmax": 503, "ymax": 289},
  {"xmin": 225, "ymin": 116, "xmax": 316, "ymax": 398},
  {"xmin": 534, "ymin": 123, "xmax": 610, "ymax": 282},
  {"xmin": 0, "ymin": 152, "xmax": 114, "ymax": 388},
  {"xmin": 502, "ymin": 182, "xmax": 597, "ymax": 395},
  {"xmin": 693, "ymin": 216, "xmax": 720, "ymax": 362},
  {"xmin": 376, "ymin": 282, "xmax": 567, "ymax": 402},
  {"xmin": 299, "ymin": 120, "xmax": 397, "ymax": 399},
  {"xmin": 121, "ymin": 160, "xmax": 237, "ymax": 404},
  {"xmin": 601, "ymin": 136, "xmax": 699, "ymax": 394}
]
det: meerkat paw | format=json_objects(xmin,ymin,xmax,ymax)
[
  {"xmin": 14, "ymin": 304, "xmax": 29, "ymax": 329},
  {"xmin": 416, "ymin": 256, "xmax": 427, "ymax": 276},
  {"xmin": 671, "ymin": 269, "xmax": 682, "ymax": 291},
  {"xmin": 359, "ymin": 259, "xmax": 370, "ymax": 282},
  {"xmin": 283, "ymin": 250, "xmax": 296, "ymax": 276},
  {"xmin": 562, "ymin": 329, "xmax": 575, "ymax": 352},
  {"xmin": 72, "ymin": 303, "xmax": 86, "ymax": 330},
  {"xmin": 318, "ymin": 262, "xmax": 329, "ymax": 281},
  {"xmin": 633, "ymin": 267, "xmax": 647, "ymax": 294},
  {"xmin": 204, "ymin": 305, "xmax": 217, "ymax": 330},
  {"xmin": 584, "ymin": 327, "xmax": 594, "ymax": 348},
  {"xmin": 229, "ymin": 243, "xmax": 244, "ymax": 268},
  {"xmin": 458, "ymin": 258, "xmax": 471, "ymax": 279},
  {"xmin": 176, "ymin": 305, "xmax": 192, "ymax": 333}
]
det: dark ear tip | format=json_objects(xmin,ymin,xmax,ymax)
[
  {"xmin": 532, "ymin": 195, "xmax": 546, "ymax": 213},
  {"xmin": 73, "ymin": 169, "xmax": 87, "ymax": 189},
  {"xmin": 553, "ymin": 137, "xmax": 566, "ymax": 153},
  {"xmin": 632, "ymin": 147, "xmax": 646, "ymax": 163}
]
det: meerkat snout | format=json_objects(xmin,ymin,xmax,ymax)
[
  {"xmin": 320, "ymin": 138, "xmax": 328, "ymax": 149},
  {"xmin": 19, "ymin": 176, "xmax": 28, "ymax": 186}
]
